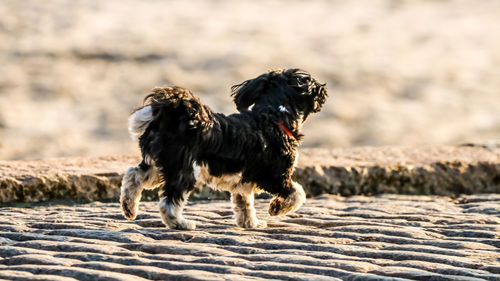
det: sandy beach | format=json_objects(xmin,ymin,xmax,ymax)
[{"xmin": 0, "ymin": 0, "xmax": 499, "ymax": 159}]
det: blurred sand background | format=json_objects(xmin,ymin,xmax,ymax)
[{"xmin": 0, "ymin": 0, "xmax": 499, "ymax": 160}]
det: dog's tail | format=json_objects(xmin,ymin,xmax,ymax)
[
  {"xmin": 128, "ymin": 105, "xmax": 153, "ymax": 141},
  {"xmin": 128, "ymin": 86, "xmax": 189, "ymax": 141},
  {"xmin": 128, "ymin": 86, "xmax": 214, "ymax": 141}
]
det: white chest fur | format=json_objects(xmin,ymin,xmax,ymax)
[{"xmin": 193, "ymin": 163, "xmax": 257, "ymax": 195}]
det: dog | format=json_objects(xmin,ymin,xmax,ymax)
[{"xmin": 120, "ymin": 68, "xmax": 327, "ymax": 230}]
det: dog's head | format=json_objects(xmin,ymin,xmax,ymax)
[{"xmin": 231, "ymin": 69, "xmax": 327, "ymax": 122}]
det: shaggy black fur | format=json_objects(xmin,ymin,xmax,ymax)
[{"xmin": 136, "ymin": 69, "xmax": 327, "ymax": 206}]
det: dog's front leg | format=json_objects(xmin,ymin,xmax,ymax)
[
  {"xmin": 268, "ymin": 181, "xmax": 306, "ymax": 216},
  {"xmin": 232, "ymin": 192, "xmax": 267, "ymax": 228}
]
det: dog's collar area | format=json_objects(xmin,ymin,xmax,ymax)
[
  {"xmin": 278, "ymin": 105, "xmax": 288, "ymax": 113},
  {"xmin": 277, "ymin": 122, "xmax": 294, "ymax": 138}
]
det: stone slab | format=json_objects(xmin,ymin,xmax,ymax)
[
  {"xmin": 1, "ymin": 194, "xmax": 499, "ymax": 280},
  {"xmin": 0, "ymin": 146, "xmax": 499, "ymax": 203}
]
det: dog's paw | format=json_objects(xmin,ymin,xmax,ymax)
[
  {"xmin": 121, "ymin": 196, "xmax": 138, "ymax": 220},
  {"xmin": 269, "ymin": 186, "xmax": 306, "ymax": 216},
  {"xmin": 269, "ymin": 196, "xmax": 287, "ymax": 216},
  {"xmin": 238, "ymin": 218, "xmax": 267, "ymax": 228},
  {"xmin": 255, "ymin": 220, "xmax": 267, "ymax": 228},
  {"xmin": 170, "ymin": 219, "xmax": 196, "ymax": 230},
  {"xmin": 269, "ymin": 194, "xmax": 305, "ymax": 217}
]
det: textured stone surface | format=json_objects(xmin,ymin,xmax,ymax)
[
  {"xmin": 296, "ymin": 145, "xmax": 500, "ymax": 196},
  {"xmin": 1, "ymin": 146, "xmax": 499, "ymax": 203},
  {"xmin": 0, "ymin": 156, "xmax": 136, "ymax": 203},
  {"xmin": 1, "ymin": 194, "xmax": 500, "ymax": 280}
]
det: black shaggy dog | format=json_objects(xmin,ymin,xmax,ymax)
[{"xmin": 121, "ymin": 69, "xmax": 327, "ymax": 230}]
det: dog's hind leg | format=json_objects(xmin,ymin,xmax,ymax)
[
  {"xmin": 120, "ymin": 161, "xmax": 161, "ymax": 220},
  {"xmin": 159, "ymin": 194, "xmax": 196, "ymax": 230},
  {"xmin": 159, "ymin": 187, "xmax": 196, "ymax": 230},
  {"xmin": 268, "ymin": 181, "xmax": 306, "ymax": 216},
  {"xmin": 232, "ymin": 190, "xmax": 267, "ymax": 228},
  {"xmin": 157, "ymin": 166, "xmax": 197, "ymax": 230}
]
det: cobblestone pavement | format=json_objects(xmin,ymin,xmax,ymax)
[{"xmin": 1, "ymin": 194, "xmax": 499, "ymax": 281}]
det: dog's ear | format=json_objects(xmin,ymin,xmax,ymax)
[{"xmin": 231, "ymin": 73, "xmax": 270, "ymax": 111}]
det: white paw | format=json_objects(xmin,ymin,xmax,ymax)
[
  {"xmin": 255, "ymin": 220, "xmax": 267, "ymax": 228},
  {"xmin": 121, "ymin": 196, "xmax": 138, "ymax": 220},
  {"xmin": 269, "ymin": 185, "xmax": 306, "ymax": 216},
  {"xmin": 237, "ymin": 218, "xmax": 267, "ymax": 228},
  {"xmin": 170, "ymin": 219, "xmax": 196, "ymax": 230}
]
